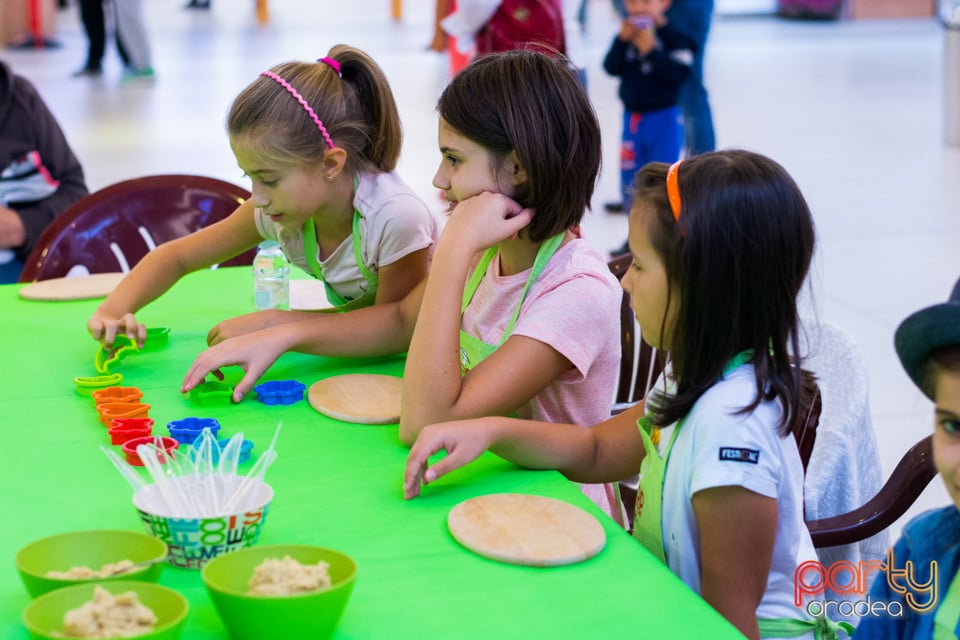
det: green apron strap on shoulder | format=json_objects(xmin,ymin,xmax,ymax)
[
  {"xmin": 303, "ymin": 177, "xmax": 378, "ymax": 312},
  {"xmin": 461, "ymin": 247, "xmax": 499, "ymax": 313},
  {"xmin": 758, "ymin": 615, "xmax": 854, "ymax": 640},
  {"xmin": 933, "ymin": 569, "xmax": 960, "ymax": 640}
]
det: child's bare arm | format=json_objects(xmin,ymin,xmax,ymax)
[{"xmin": 693, "ymin": 487, "xmax": 777, "ymax": 640}]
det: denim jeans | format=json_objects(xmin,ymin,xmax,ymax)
[{"xmin": 610, "ymin": 0, "xmax": 716, "ymax": 155}]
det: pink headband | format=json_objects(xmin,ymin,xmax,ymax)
[{"xmin": 259, "ymin": 70, "xmax": 336, "ymax": 149}]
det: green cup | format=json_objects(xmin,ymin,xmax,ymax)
[
  {"xmin": 201, "ymin": 545, "xmax": 357, "ymax": 640},
  {"xmin": 22, "ymin": 580, "xmax": 188, "ymax": 640},
  {"xmin": 16, "ymin": 529, "xmax": 167, "ymax": 598}
]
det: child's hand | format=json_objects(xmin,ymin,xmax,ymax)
[
  {"xmin": 207, "ymin": 310, "xmax": 291, "ymax": 346},
  {"xmin": 403, "ymin": 419, "xmax": 494, "ymax": 499},
  {"xmin": 181, "ymin": 329, "xmax": 286, "ymax": 402},
  {"xmin": 633, "ymin": 28, "xmax": 656, "ymax": 55},
  {"xmin": 88, "ymin": 311, "xmax": 146, "ymax": 349},
  {"xmin": 440, "ymin": 191, "xmax": 534, "ymax": 255}
]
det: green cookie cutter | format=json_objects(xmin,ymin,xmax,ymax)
[
  {"xmin": 74, "ymin": 373, "xmax": 125, "ymax": 396},
  {"xmin": 95, "ymin": 335, "xmax": 141, "ymax": 374},
  {"xmin": 189, "ymin": 380, "xmax": 235, "ymax": 406}
]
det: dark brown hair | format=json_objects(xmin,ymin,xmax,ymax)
[
  {"xmin": 923, "ymin": 345, "xmax": 960, "ymax": 399},
  {"xmin": 437, "ymin": 49, "xmax": 601, "ymax": 242},
  {"xmin": 633, "ymin": 150, "xmax": 816, "ymax": 436}
]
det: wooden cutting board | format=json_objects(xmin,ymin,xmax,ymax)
[
  {"xmin": 307, "ymin": 374, "xmax": 403, "ymax": 424},
  {"xmin": 447, "ymin": 493, "xmax": 606, "ymax": 567},
  {"xmin": 19, "ymin": 272, "xmax": 126, "ymax": 301}
]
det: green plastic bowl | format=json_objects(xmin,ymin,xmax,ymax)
[
  {"xmin": 22, "ymin": 580, "xmax": 188, "ymax": 640},
  {"xmin": 16, "ymin": 530, "xmax": 167, "ymax": 598},
  {"xmin": 201, "ymin": 545, "xmax": 357, "ymax": 640}
]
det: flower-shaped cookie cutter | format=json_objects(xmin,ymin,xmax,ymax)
[
  {"xmin": 188, "ymin": 380, "xmax": 234, "ymax": 406},
  {"xmin": 95, "ymin": 334, "xmax": 141, "ymax": 374},
  {"xmin": 253, "ymin": 380, "xmax": 306, "ymax": 405},
  {"xmin": 167, "ymin": 417, "xmax": 221, "ymax": 445},
  {"xmin": 210, "ymin": 437, "xmax": 255, "ymax": 465}
]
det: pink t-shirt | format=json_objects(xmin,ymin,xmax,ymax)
[
  {"xmin": 461, "ymin": 237, "xmax": 623, "ymax": 519},
  {"xmin": 461, "ymin": 237, "xmax": 621, "ymax": 427}
]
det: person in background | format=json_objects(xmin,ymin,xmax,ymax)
[
  {"xmin": 73, "ymin": 0, "xmax": 154, "ymax": 82},
  {"xmin": 0, "ymin": 60, "xmax": 88, "ymax": 283},
  {"xmin": 87, "ymin": 44, "xmax": 437, "ymax": 347},
  {"xmin": 854, "ymin": 276, "xmax": 960, "ymax": 639},
  {"xmin": 603, "ymin": 0, "xmax": 693, "ymax": 256},
  {"xmin": 611, "ymin": 0, "xmax": 716, "ymax": 155}
]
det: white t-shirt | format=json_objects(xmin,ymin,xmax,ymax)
[
  {"xmin": 254, "ymin": 171, "xmax": 438, "ymax": 301},
  {"xmin": 655, "ymin": 364, "xmax": 818, "ymax": 632}
]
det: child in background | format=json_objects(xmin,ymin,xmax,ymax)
[
  {"xmin": 87, "ymin": 44, "xmax": 437, "ymax": 348},
  {"xmin": 405, "ymin": 151, "xmax": 846, "ymax": 639},
  {"xmin": 603, "ymin": 0, "xmax": 693, "ymax": 226},
  {"xmin": 182, "ymin": 50, "xmax": 624, "ymax": 518},
  {"xmin": 854, "ymin": 277, "xmax": 960, "ymax": 639}
]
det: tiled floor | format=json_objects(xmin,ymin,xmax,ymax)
[{"xmin": 3, "ymin": 0, "xmax": 958, "ymax": 537}]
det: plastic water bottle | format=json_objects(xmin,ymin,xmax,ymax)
[{"xmin": 253, "ymin": 241, "xmax": 289, "ymax": 310}]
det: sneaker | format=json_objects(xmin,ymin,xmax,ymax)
[
  {"xmin": 604, "ymin": 201, "xmax": 626, "ymax": 213},
  {"xmin": 71, "ymin": 66, "xmax": 102, "ymax": 78},
  {"xmin": 121, "ymin": 66, "xmax": 156, "ymax": 83}
]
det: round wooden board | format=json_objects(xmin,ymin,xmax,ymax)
[
  {"xmin": 19, "ymin": 272, "xmax": 126, "ymax": 301},
  {"xmin": 307, "ymin": 374, "xmax": 403, "ymax": 424},
  {"xmin": 447, "ymin": 493, "xmax": 606, "ymax": 567}
]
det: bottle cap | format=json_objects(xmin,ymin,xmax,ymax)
[{"xmin": 258, "ymin": 240, "xmax": 281, "ymax": 250}]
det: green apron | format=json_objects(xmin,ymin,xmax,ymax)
[
  {"xmin": 302, "ymin": 181, "xmax": 378, "ymax": 312},
  {"xmin": 933, "ymin": 569, "xmax": 960, "ymax": 640},
  {"xmin": 632, "ymin": 352, "xmax": 853, "ymax": 640},
  {"xmin": 457, "ymin": 233, "xmax": 563, "ymax": 375}
]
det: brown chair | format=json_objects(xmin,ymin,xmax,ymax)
[
  {"xmin": 608, "ymin": 254, "xmax": 662, "ymax": 413},
  {"xmin": 805, "ymin": 435, "xmax": 936, "ymax": 548},
  {"xmin": 19, "ymin": 174, "xmax": 254, "ymax": 282}
]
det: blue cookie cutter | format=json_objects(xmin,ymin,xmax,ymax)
[
  {"xmin": 210, "ymin": 437, "xmax": 255, "ymax": 465},
  {"xmin": 253, "ymin": 380, "xmax": 306, "ymax": 405},
  {"xmin": 167, "ymin": 417, "xmax": 221, "ymax": 445}
]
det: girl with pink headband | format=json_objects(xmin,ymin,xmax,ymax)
[
  {"xmin": 182, "ymin": 50, "xmax": 625, "ymax": 519},
  {"xmin": 402, "ymin": 150, "xmax": 843, "ymax": 638},
  {"xmin": 88, "ymin": 44, "xmax": 438, "ymax": 348}
]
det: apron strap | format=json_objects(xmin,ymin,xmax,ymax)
[
  {"xmin": 933, "ymin": 568, "xmax": 960, "ymax": 640},
  {"xmin": 460, "ymin": 232, "xmax": 565, "ymax": 346},
  {"xmin": 302, "ymin": 176, "xmax": 377, "ymax": 310},
  {"xmin": 758, "ymin": 615, "xmax": 854, "ymax": 640}
]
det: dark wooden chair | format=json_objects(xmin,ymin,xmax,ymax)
[{"xmin": 19, "ymin": 174, "xmax": 255, "ymax": 282}]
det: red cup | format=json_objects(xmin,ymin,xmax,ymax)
[
  {"xmin": 108, "ymin": 417, "xmax": 155, "ymax": 445},
  {"xmin": 122, "ymin": 436, "xmax": 179, "ymax": 467}
]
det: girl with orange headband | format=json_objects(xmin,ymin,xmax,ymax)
[
  {"xmin": 404, "ymin": 150, "xmax": 842, "ymax": 639},
  {"xmin": 88, "ymin": 44, "xmax": 438, "ymax": 348}
]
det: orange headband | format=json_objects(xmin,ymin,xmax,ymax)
[{"xmin": 666, "ymin": 160, "xmax": 683, "ymax": 221}]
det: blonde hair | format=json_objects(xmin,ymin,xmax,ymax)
[{"xmin": 227, "ymin": 44, "xmax": 402, "ymax": 172}]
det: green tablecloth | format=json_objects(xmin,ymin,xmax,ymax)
[{"xmin": 0, "ymin": 268, "xmax": 740, "ymax": 638}]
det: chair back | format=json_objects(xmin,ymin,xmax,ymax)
[
  {"xmin": 608, "ymin": 254, "xmax": 662, "ymax": 411},
  {"xmin": 19, "ymin": 174, "xmax": 253, "ymax": 282}
]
